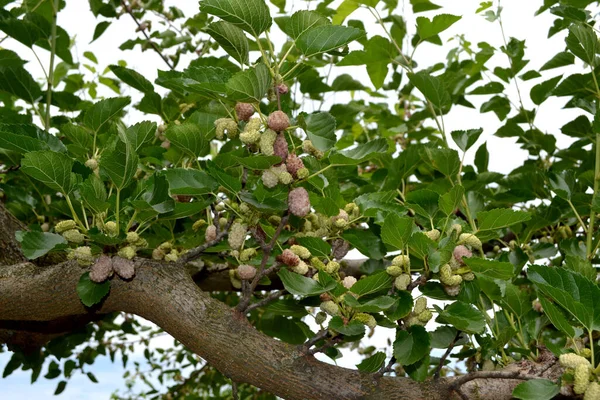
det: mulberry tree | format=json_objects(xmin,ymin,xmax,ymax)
[{"xmin": 1, "ymin": 0, "xmax": 600, "ymax": 399}]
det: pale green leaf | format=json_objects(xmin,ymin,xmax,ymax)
[
  {"xmin": 226, "ymin": 63, "xmax": 272, "ymax": 102},
  {"xmin": 200, "ymin": 0, "xmax": 272, "ymax": 36},
  {"xmin": 205, "ymin": 21, "xmax": 249, "ymax": 65},
  {"xmin": 21, "ymin": 150, "xmax": 74, "ymax": 194},
  {"xmin": 296, "ymin": 25, "xmax": 363, "ymax": 57}
]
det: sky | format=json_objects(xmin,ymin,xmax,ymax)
[{"xmin": 0, "ymin": 0, "xmax": 594, "ymax": 398}]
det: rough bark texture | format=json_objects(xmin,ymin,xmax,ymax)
[{"xmin": 0, "ymin": 202, "xmax": 565, "ymax": 399}]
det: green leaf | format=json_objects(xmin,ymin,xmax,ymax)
[
  {"xmin": 463, "ymin": 258, "xmax": 513, "ymax": 280},
  {"xmin": 528, "ymin": 264, "xmax": 600, "ymax": 331},
  {"xmin": 512, "ymin": 379, "xmax": 559, "ymax": 400},
  {"xmin": 329, "ymin": 138, "xmax": 388, "ymax": 165},
  {"xmin": 124, "ymin": 121, "xmax": 157, "ymax": 153},
  {"xmin": 424, "ymin": 147, "xmax": 460, "ymax": 177},
  {"xmin": 565, "ymin": 23, "xmax": 599, "ymax": 65},
  {"xmin": 540, "ymin": 51, "xmax": 575, "ymax": 71},
  {"xmin": 304, "ymin": 112, "xmax": 336, "ymax": 152},
  {"xmin": 296, "ymin": 237, "xmax": 331, "ymax": 258},
  {"xmin": 79, "ymin": 175, "xmax": 109, "ymax": 214},
  {"xmin": 451, "ymin": 129, "xmax": 483, "ymax": 152},
  {"xmin": 76, "ymin": 272, "xmax": 110, "ymax": 307},
  {"xmin": 15, "ymin": 231, "xmax": 66, "ymax": 259},
  {"xmin": 408, "ymin": 71, "xmax": 451, "ymax": 109},
  {"xmin": 100, "ymin": 142, "xmax": 138, "ymax": 190},
  {"xmin": 206, "ymin": 162, "xmax": 242, "ymax": 193},
  {"xmin": 344, "ymin": 295, "xmax": 396, "ymax": 312},
  {"xmin": 109, "ymin": 65, "xmax": 154, "ymax": 94},
  {"xmin": 0, "ymin": 65, "xmax": 42, "ymax": 103},
  {"xmin": 296, "ymin": 25, "xmax": 363, "ymax": 57},
  {"xmin": 438, "ymin": 301, "xmax": 485, "ymax": 333},
  {"xmin": 476, "ymin": 208, "xmax": 531, "ymax": 231},
  {"xmin": 83, "ymin": 97, "xmax": 130, "ymax": 133},
  {"xmin": 538, "ymin": 296, "xmax": 575, "ymax": 337},
  {"xmin": 21, "ymin": 150, "xmax": 74, "ymax": 194},
  {"xmin": 548, "ymin": 171, "xmax": 574, "ymax": 200},
  {"xmin": 384, "ymin": 291, "xmax": 414, "ymax": 320},
  {"xmin": 349, "ymin": 271, "xmax": 393, "ymax": 297},
  {"xmin": 91, "ymin": 21, "xmax": 110, "ymax": 42},
  {"xmin": 163, "ymin": 169, "xmax": 218, "ymax": 196},
  {"xmin": 393, "ymin": 325, "xmax": 430, "ymax": 366},
  {"xmin": 226, "ymin": 63, "xmax": 272, "ymax": 103},
  {"xmin": 381, "ymin": 213, "xmax": 413, "ymax": 250},
  {"xmin": 200, "ymin": 0, "xmax": 272, "ymax": 36},
  {"xmin": 530, "ymin": 75, "xmax": 562, "ymax": 105},
  {"xmin": 277, "ymin": 268, "xmax": 336, "ymax": 296},
  {"xmin": 278, "ymin": 10, "xmax": 328, "ymax": 39},
  {"xmin": 356, "ymin": 352, "xmax": 386, "ymax": 373},
  {"xmin": 205, "ymin": 21, "xmax": 249, "ymax": 65},
  {"xmin": 416, "ymin": 14, "xmax": 461, "ymax": 39},
  {"xmin": 54, "ymin": 380, "xmax": 67, "ymax": 395},
  {"xmin": 165, "ymin": 123, "xmax": 206, "ymax": 158},
  {"xmin": 342, "ymin": 229, "xmax": 386, "ymax": 260},
  {"xmin": 329, "ymin": 316, "xmax": 365, "ymax": 336},
  {"xmin": 439, "ymin": 185, "xmax": 464, "ymax": 216}
]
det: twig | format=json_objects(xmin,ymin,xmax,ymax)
[
  {"xmin": 177, "ymin": 216, "xmax": 233, "ymax": 265},
  {"xmin": 232, "ymin": 381, "xmax": 239, "ymax": 400},
  {"xmin": 237, "ymin": 213, "xmax": 289, "ymax": 311},
  {"xmin": 434, "ymin": 331, "xmax": 461, "ymax": 379},
  {"xmin": 376, "ymin": 356, "xmax": 396, "ymax": 378},
  {"xmin": 245, "ymin": 289, "xmax": 286, "ymax": 313},
  {"xmin": 407, "ymin": 274, "xmax": 427, "ymax": 291},
  {"xmin": 303, "ymin": 329, "xmax": 329, "ymax": 350},
  {"xmin": 308, "ymin": 337, "xmax": 343, "ymax": 355},
  {"xmin": 121, "ymin": 0, "xmax": 174, "ymax": 70},
  {"xmin": 449, "ymin": 371, "xmax": 541, "ymax": 391}
]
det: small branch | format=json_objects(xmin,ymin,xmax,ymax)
[
  {"xmin": 232, "ymin": 381, "xmax": 239, "ymax": 400},
  {"xmin": 434, "ymin": 331, "xmax": 461, "ymax": 379},
  {"xmin": 449, "ymin": 371, "xmax": 541, "ymax": 391},
  {"xmin": 308, "ymin": 337, "xmax": 343, "ymax": 355},
  {"xmin": 121, "ymin": 0, "xmax": 174, "ymax": 70},
  {"xmin": 407, "ymin": 274, "xmax": 427, "ymax": 291},
  {"xmin": 177, "ymin": 217, "xmax": 233, "ymax": 265},
  {"xmin": 237, "ymin": 213, "xmax": 289, "ymax": 311},
  {"xmin": 376, "ymin": 356, "xmax": 396, "ymax": 378},
  {"xmin": 245, "ymin": 289, "xmax": 286, "ymax": 313},
  {"xmin": 303, "ymin": 329, "xmax": 329, "ymax": 351}
]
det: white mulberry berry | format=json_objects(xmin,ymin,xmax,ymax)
[
  {"xmin": 559, "ymin": 353, "xmax": 591, "ymax": 369},
  {"xmin": 85, "ymin": 158, "xmax": 98, "ymax": 170},
  {"xmin": 584, "ymin": 382, "xmax": 600, "ymax": 400},
  {"xmin": 262, "ymin": 169, "xmax": 279, "ymax": 188},
  {"xmin": 126, "ymin": 231, "xmax": 139, "ymax": 244},
  {"xmin": 324, "ymin": 261, "xmax": 340, "ymax": 274},
  {"xmin": 73, "ymin": 246, "xmax": 94, "ymax": 266},
  {"xmin": 55, "ymin": 220, "xmax": 77, "ymax": 233},
  {"xmin": 574, "ymin": 363, "xmax": 591, "ymax": 394},
  {"xmin": 414, "ymin": 297, "xmax": 427, "ymax": 315},
  {"xmin": 228, "ymin": 222, "xmax": 247, "ymax": 250},
  {"xmin": 458, "ymin": 233, "xmax": 482, "ymax": 250},
  {"xmin": 118, "ymin": 246, "xmax": 136, "ymax": 260},
  {"xmin": 354, "ymin": 313, "xmax": 377, "ymax": 329},
  {"xmin": 104, "ymin": 221, "xmax": 118, "ymax": 236},
  {"xmin": 444, "ymin": 284, "xmax": 461, "ymax": 297},
  {"xmin": 259, "ymin": 129, "xmax": 277, "ymax": 156},
  {"xmin": 291, "ymin": 260, "xmax": 309, "ymax": 275},
  {"xmin": 63, "ymin": 229, "xmax": 85, "ymax": 244},
  {"xmin": 288, "ymin": 187, "xmax": 310, "ymax": 217},
  {"xmin": 391, "ymin": 255, "xmax": 410, "ymax": 270},
  {"xmin": 113, "ymin": 257, "xmax": 136, "ymax": 279},
  {"xmin": 342, "ymin": 276, "xmax": 357, "ymax": 289},
  {"xmin": 302, "ymin": 140, "xmax": 324, "ymax": 159},
  {"xmin": 425, "ymin": 229, "xmax": 440, "ymax": 241},
  {"xmin": 214, "ymin": 118, "xmax": 238, "ymax": 139},
  {"xmin": 240, "ymin": 129, "xmax": 261, "ymax": 145},
  {"xmin": 268, "ymin": 111, "xmax": 290, "ymax": 132},
  {"xmin": 290, "ymin": 245, "xmax": 311, "ymax": 259},
  {"xmin": 320, "ymin": 300, "xmax": 340, "ymax": 316},
  {"xmin": 394, "ymin": 274, "xmax": 411, "ymax": 291}
]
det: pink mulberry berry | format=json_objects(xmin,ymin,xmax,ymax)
[
  {"xmin": 235, "ymin": 103, "xmax": 254, "ymax": 122},
  {"xmin": 273, "ymin": 134, "xmax": 289, "ymax": 160},
  {"xmin": 205, "ymin": 225, "xmax": 217, "ymax": 242},
  {"xmin": 286, "ymin": 154, "xmax": 305, "ymax": 178},
  {"xmin": 237, "ymin": 264, "xmax": 257, "ymax": 280},
  {"xmin": 112, "ymin": 257, "xmax": 136, "ymax": 280},
  {"xmin": 453, "ymin": 245, "xmax": 472, "ymax": 264},
  {"xmin": 90, "ymin": 255, "xmax": 113, "ymax": 283},
  {"xmin": 277, "ymin": 84, "xmax": 289, "ymax": 95},
  {"xmin": 268, "ymin": 111, "xmax": 290, "ymax": 132},
  {"xmin": 288, "ymin": 187, "xmax": 310, "ymax": 217},
  {"xmin": 279, "ymin": 249, "xmax": 300, "ymax": 266}
]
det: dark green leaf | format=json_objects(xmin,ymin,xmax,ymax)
[
  {"xmin": 76, "ymin": 272, "xmax": 110, "ymax": 307},
  {"xmin": 15, "ymin": 231, "xmax": 66, "ymax": 259},
  {"xmin": 393, "ymin": 325, "xmax": 430, "ymax": 366},
  {"xmin": 512, "ymin": 379, "xmax": 559, "ymax": 400}
]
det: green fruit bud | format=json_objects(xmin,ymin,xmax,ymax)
[
  {"xmin": 118, "ymin": 246, "xmax": 136, "ymax": 260},
  {"xmin": 63, "ymin": 229, "xmax": 85, "ymax": 244},
  {"xmin": 55, "ymin": 220, "xmax": 77, "ymax": 233}
]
